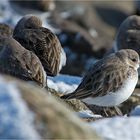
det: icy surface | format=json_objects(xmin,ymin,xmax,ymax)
[
  {"xmin": 48, "ymin": 74, "xmax": 81, "ymax": 93},
  {"xmin": 0, "ymin": 77, "xmax": 40, "ymax": 139},
  {"xmin": 91, "ymin": 117, "xmax": 140, "ymax": 140},
  {"xmin": 76, "ymin": 110, "xmax": 102, "ymax": 118}
]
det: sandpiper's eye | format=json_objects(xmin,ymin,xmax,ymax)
[{"xmin": 132, "ymin": 58, "xmax": 137, "ymax": 62}]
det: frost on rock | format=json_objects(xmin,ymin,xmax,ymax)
[
  {"xmin": 0, "ymin": 77, "xmax": 40, "ymax": 139},
  {"xmin": 48, "ymin": 74, "xmax": 81, "ymax": 93},
  {"xmin": 76, "ymin": 110, "xmax": 102, "ymax": 118},
  {"xmin": 91, "ymin": 117, "xmax": 140, "ymax": 140}
]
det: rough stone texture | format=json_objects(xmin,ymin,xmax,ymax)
[
  {"xmin": 65, "ymin": 99, "xmax": 89, "ymax": 111},
  {"xmin": 3, "ymin": 75, "xmax": 100, "ymax": 139}
]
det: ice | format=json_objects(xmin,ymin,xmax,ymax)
[
  {"xmin": 91, "ymin": 117, "xmax": 140, "ymax": 140},
  {"xmin": 76, "ymin": 110, "xmax": 102, "ymax": 118},
  {"xmin": 48, "ymin": 74, "xmax": 81, "ymax": 93}
]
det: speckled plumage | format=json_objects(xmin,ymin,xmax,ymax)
[
  {"xmin": 0, "ymin": 37, "xmax": 46, "ymax": 87},
  {"xmin": 61, "ymin": 49, "xmax": 139, "ymax": 107},
  {"xmin": 13, "ymin": 15, "xmax": 66, "ymax": 76},
  {"xmin": 0, "ymin": 23, "xmax": 13, "ymax": 37}
]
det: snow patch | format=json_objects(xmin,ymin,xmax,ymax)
[
  {"xmin": 76, "ymin": 110, "xmax": 102, "ymax": 118},
  {"xmin": 0, "ymin": 76, "xmax": 40, "ymax": 139},
  {"xmin": 91, "ymin": 117, "xmax": 140, "ymax": 140},
  {"xmin": 48, "ymin": 74, "xmax": 81, "ymax": 93}
]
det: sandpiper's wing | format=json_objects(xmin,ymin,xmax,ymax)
[
  {"xmin": 61, "ymin": 56, "xmax": 129, "ymax": 99},
  {"xmin": 19, "ymin": 50, "xmax": 47, "ymax": 87},
  {"xmin": 0, "ymin": 40, "xmax": 46, "ymax": 88},
  {"xmin": 14, "ymin": 27, "xmax": 63, "ymax": 76}
]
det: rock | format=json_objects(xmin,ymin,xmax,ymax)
[
  {"xmin": 51, "ymin": 10, "xmax": 113, "ymax": 58},
  {"xmin": 46, "ymin": 88, "xmax": 89, "ymax": 112},
  {"xmin": 82, "ymin": 117, "xmax": 103, "ymax": 122},
  {"xmin": 93, "ymin": 1, "xmax": 134, "ymax": 28},
  {"xmin": 1, "ymin": 75, "xmax": 100, "ymax": 139},
  {"xmin": 134, "ymin": 0, "xmax": 140, "ymax": 15},
  {"xmin": 50, "ymin": 12, "xmax": 112, "ymax": 75},
  {"xmin": 86, "ymin": 104, "xmax": 123, "ymax": 117},
  {"xmin": 65, "ymin": 99, "xmax": 89, "ymax": 111}
]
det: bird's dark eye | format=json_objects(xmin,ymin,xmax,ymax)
[{"xmin": 132, "ymin": 58, "xmax": 137, "ymax": 62}]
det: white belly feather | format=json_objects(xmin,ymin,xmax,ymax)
[
  {"xmin": 59, "ymin": 48, "xmax": 66, "ymax": 71},
  {"xmin": 82, "ymin": 75, "xmax": 138, "ymax": 107}
]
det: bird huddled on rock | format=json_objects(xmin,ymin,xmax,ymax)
[
  {"xmin": 61, "ymin": 49, "xmax": 139, "ymax": 107},
  {"xmin": 116, "ymin": 15, "xmax": 140, "ymax": 55},
  {"xmin": 0, "ymin": 37, "xmax": 46, "ymax": 88},
  {"xmin": 13, "ymin": 15, "xmax": 66, "ymax": 76}
]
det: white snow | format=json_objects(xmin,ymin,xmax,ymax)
[
  {"xmin": 0, "ymin": 76, "xmax": 40, "ymax": 139},
  {"xmin": 59, "ymin": 48, "xmax": 67, "ymax": 71},
  {"xmin": 91, "ymin": 117, "xmax": 140, "ymax": 140},
  {"xmin": 48, "ymin": 74, "xmax": 81, "ymax": 93},
  {"xmin": 76, "ymin": 110, "xmax": 102, "ymax": 118}
]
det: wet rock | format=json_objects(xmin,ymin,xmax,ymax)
[
  {"xmin": 51, "ymin": 10, "xmax": 113, "ymax": 59},
  {"xmin": 2, "ymin": 75, "xmax": 100, "ymax": 139},
  {"xmin": 50, "ymin": 12, "xmax": 112, "ymax": 75}
]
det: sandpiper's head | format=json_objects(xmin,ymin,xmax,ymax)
[
  {"xmin": 118, "ymin": 15, "xmax": 140, "ymax": 31},
  {"xmin": 116, "ymin": 15, "xmax": 140, "ymax": 54},
  {"xmin": 116, "ymin": 49, "xmax": 140, "ymax": 70},
  {"xmin": 14, "ymin": 15, "xmax": 42, "ymax": 31}
]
